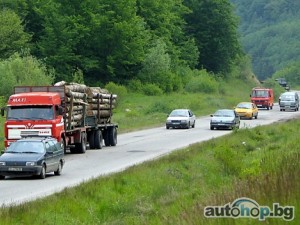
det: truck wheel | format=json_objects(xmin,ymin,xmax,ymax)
[
  {"xmin": 60, "ymin": 137, "xmax": 66, "ymax": 153},
  {"xmin": 94, "ymin": 129, "xmax": 103, "ymax": 149},
  {"xmin": 76, "ymin": 132, "xmax": 87, "ymax": 153},
  {"xmin": 104, "ymin": 130, "xmax": 110, "ymax": 146},
  {"xmin": 109, "ymin": 127, "xmax": 117, "ymax": 146},
  {"xmin": 89, "ymin": 131, "xmax": 95, "ymax": 149}
]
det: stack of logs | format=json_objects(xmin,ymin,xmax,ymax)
[{"xmin": 54, "ymin": 81, "xmax": 117, "ymax": 128}]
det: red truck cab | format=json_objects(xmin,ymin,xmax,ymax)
[
  {"xmin": 250, "ymin": 87, "xmax": 274, "ymax": 110},
  {"xmin": 3, "ymin": 92, "xmax": 64, "ymax": 147}
]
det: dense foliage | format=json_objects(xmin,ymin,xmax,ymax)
[
  {"xmin": 0, "ymin": 0, "xmax": 244, "ymax": 97},
  {"xmin": 231, "ymin": 0, "xmax": 300, "ymax": 80}
]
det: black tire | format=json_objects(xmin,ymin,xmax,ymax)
[
  {"xmin": 108, "ymin": 127, "xmax": 117, "ymax": 146},
  {"xmin": 255, "ymin": 114, "xmax": 258, "ymax": 119},
  {"xmin": 250, "ymin": 114, "xmax": 253, "ymax": 120},
  {"xmin": 94, "ymin": 129, "xmax": 103, "ymax": 149},
  {"xmin": 89, "ymin": 131, "xmax": 95, "ymax": 149},
  {"xmin": 104, "ymin": 130, "xmax": 110, "ymax": 146},
  {"xmin": 166, "ymin": 125, "xmax": 170, "ymax": 129},
  {"xmin": 54, "ymin": 161, "xmax": 63, "ymax": 176},
  {"xmin": 210, "ymin": 126, "xmax": 214, "ymax": 130},
  {"xmin": 75, "ymin": 132, "xmax": 87, "ymax": 154},
  {"xmin": 186, "ymin": 122, "xmax": 190, "ymax": 129},
  {"xmin": 192, "ymin": 121, "xmax": 195, "ymax": 128},
  {"xmin": 267, "ymin": 106, "xmax": 269, "ymax": 110},
  {"xmin": 39, "ymin": 165, "xmax": 46, "ymax": 179},
  {"xmin": 0, "ymin": 175, "xmax": 5, "ymax": 180}
]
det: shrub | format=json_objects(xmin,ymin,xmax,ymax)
[
  {"xmin": 142, "ymin": 83, "xmax": 163, "ymax": 96},
  {"xmin": 127, "ymin": 79, "xmax": 143, "ymax": 93},
  {"xmin": 104, "ymin": 82, "xmax": 128, "ymax": 99},
  {"xmin": 146, "ymin": 101, "xmax": 174, "ymax": 114},
  {"xmin": 185, "ymin": 70, "xmax": 219, "ymax": 93}
]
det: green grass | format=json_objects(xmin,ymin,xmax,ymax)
[{"xmin": 1, "ymin": 117, "xmax": 300, "ymax": 224}]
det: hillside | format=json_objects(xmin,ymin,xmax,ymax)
[{"xmin": 230, "ymin": 0, "xmax": 300, "ymax": 80}]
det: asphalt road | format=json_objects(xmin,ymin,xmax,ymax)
[{"xmin": 1, "ymin": 103, "xmax": 300, "ymax": 206}]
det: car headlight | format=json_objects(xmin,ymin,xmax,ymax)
[
  {"xmin": 26, "ymin": 162, "xmax": 36, "ymax": 166},
  {"xmin": 0, "ymin": 162, "xmax": 6, "ymax": 166}
]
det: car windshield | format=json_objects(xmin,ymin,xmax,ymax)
[
  {"xmin": 280, "ymin": 95, "xmax": 295, "ymax": 101},
  {"xmin": 237, "ymin": 103, "xmax": 251, "ymax": 109},
  {"xmin": 214, "ymin": 110, "xmax": 234, "ymax": 117},
  {"xmin": 170, "ymin": 110, "xmax": 188, "ymax": 117},
  {"xmin": 6, "ymin": 141, "xmax": 44, "ymax": 154}
]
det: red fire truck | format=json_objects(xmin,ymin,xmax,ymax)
[{"xmin": 1, "ymin": 85, "xmax": 118, "ymax": 153}]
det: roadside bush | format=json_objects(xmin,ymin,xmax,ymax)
[
  {"xmin": 105, "ymin": 82, "xmax": 128, "ymax": 99},
  {"xmin": 145, "ymin": 100, "xmax": 174, "ymax": 114},
  {"xmin": 142, "ymin": 83, "xmax": 163, "ymax": 96},
  {"xmin": 127, "ymin": 79, "xmax": 143, "ymax": 93},
  {"xmin": 185, "ymin": 70, "xmax": 219, "ymax": 93}
]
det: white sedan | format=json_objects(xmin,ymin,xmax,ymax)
[{"xmin": 166, "ymin": 109, "xmax": 196, "ymax": 129}]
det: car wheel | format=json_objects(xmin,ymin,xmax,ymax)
[
  {"xmin": 255, "ymin": 114, "xmax": 258, "ymax": 119},
  {"xmin": 192, "ymin": 121, "xmax": 195, "ymax": 128},
  {"xmin": 267, "ymin": 106, "xmax": 269, "ymax": 110},
  {"xmin": 166, "ymin": 125, "xmax": 170, "ymax": 129},
  {"xmin": 250, "ymin": 114, "xmax": 253, "ymax": 120},
  {"xmin": 39, "ymin": 165, "xmax": 46, "ymax": 179},
  {"xmin": 210, "ymin": 126, "xmax": 214, "ymax": 130},
  {"xmin": 186, "ymin": 122, "xmax": 190, "ymax": 129},
  {"xmin": 54, "ymin": 161, "xmax": 63, "ymax": 176},
  {"xmin": 0, "ymin": 175, "xmax": 5, "ymax": 180}
]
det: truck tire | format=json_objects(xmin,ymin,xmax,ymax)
[
  {"xmin": 109, "ymin": 127, "xmax": 117, "ymax": 146},
  {"xmin": 94, "ymin": 129, "xmax": 103, "ymax": 149},
  {"xmin": 75, "ymin": 132, "xmax": 87, "ymax": 153},
  {"xmin": 89, "ymin": 131, "xmax": 95, "ymax": 149},
  {"xmin": 104, "ymin": 130, "xmax": 110, "ymax": 146}
]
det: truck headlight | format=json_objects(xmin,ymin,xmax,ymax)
[{"xmin": 26, "ymin": 162, "xmax": 36, "ymax": 166}]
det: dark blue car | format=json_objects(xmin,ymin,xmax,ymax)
[{"xmin": 0, "ymin": 136, "xmax": 65, "ymax": 179}]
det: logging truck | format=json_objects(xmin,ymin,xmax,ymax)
[{"xmin": 1, "ymin": 83, "xmax": 118, "ymax": 153}]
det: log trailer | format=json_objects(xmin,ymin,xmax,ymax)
[{"xmin": 1, "ymin": 84, "xmax": 118, "ymax": 153}]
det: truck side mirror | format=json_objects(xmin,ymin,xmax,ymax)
[
  {"xmin": 1, "ymin": 107, "xmax": 5, "ymax": 117},
  {"xmin": 58, "ymin": 106, "xmax": 63, "ymax": 115}
]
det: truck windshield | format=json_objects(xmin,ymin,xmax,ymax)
[
  {"xmin": 252, "ymin": 90, "xmax": 268, "ymax": 97},
  {"xmin": 7, "ymin": 106, "xmax": 54, "ymax": 120}
]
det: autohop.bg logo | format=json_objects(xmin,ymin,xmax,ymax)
[{"xmin": 204, "ymin": 197, "xmax": 294, "ymax": 221}]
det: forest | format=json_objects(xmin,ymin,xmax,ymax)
[
  {"xmin": 0, "ymin": 0, "xmax": 246, "ymax": 99},
  {"xmin": 230, "ymin": 0, "xmax": 300, "ymax": 83}
]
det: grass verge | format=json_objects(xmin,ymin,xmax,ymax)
[{"xmin": 0, "ymin": 118, "xmax": 299, "ymax": 224}]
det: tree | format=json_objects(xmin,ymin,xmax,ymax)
[
  {"xmin": 0, "ymin": 52, "xmax": 55, "ymax": 99},
  {"xmin": 184, "ymin": 0, "xmax": 243, "ymax": 75},
  {"xmin": 0, "ymin": 9, "xmax": 31, "ymax": 59}
]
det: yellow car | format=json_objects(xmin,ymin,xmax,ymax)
[{"xmin": 235, "ymin": 102, "xmax": 258, "ymax": 119}]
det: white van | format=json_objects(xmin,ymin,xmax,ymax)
[{"xmin": 279, "ymin": 92, "xmax": 299, "ymax": 111}]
